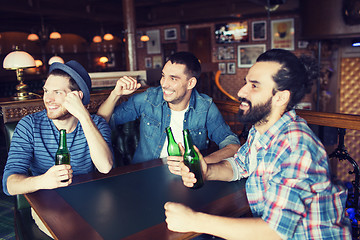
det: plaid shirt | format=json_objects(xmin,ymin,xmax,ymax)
[{"xmin": 229, "ymin": 110, "xmax": 351, "ymax": 239}]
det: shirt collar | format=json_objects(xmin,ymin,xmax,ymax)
[{"xmin": 249, "ymin": 110, "xmax": 297, "ymax": 149}]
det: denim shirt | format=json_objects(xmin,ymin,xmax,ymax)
[{"xmin": 113, "ymin": 86, "xmax": 240, "ymax": 163}]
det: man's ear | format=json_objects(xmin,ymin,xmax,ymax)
[
  {"xmin": 187, "ymin": 77, "xmax": 197, "ymax": 90},
  {"xmin": 274, "ymin": 90, "xmax": 290, "ymax": 107},
  {"xmin": 78, "ymin": 90, "xmax": 84, "ymax": 100}
]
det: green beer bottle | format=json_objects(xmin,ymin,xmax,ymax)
[
  {"xmin": 166, "ymin": 127, "xmax": 181, "ymax": 156},
  {"xmin": 183, "ymin": 129, "xmax": 204, "ymax": 189},
  {"xmin": 55, "ymin": 129, "xmax": 70, "ymax": 166}
]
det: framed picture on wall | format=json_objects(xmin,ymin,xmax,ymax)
[
  {"xmin": 217, "ymin": 46, "xmax": 235, "ymax": 60},
  {"xmin": 227, "ymin": 62, "xmax": 236, "ymax": 74},
  {"xmin": 218, "ymin": 62, "xmax": 226, "ymax": 74},
  {"xmin": 237, "ymin": 44, "xmax": 266, "ymax": 68},
  {"xmin": 162, "ymin": 43, "xmax": 177, "ymax": 63},
  {"xmin": 145, "ymin": 57, "xmax": 152, "ymax": 68},
  {"xmin": 252, "ymin": 20, "xmax": 266, "ymax": 41},
  {"xmin": 146, "ymin": 29, "xmax": 161, "ymax": 54},
  {"xmin": 271, "ymin": 18, "xmax": 295, "ymax": 50},
  {"xmin": 153, "ymin": 55, "xmax": 163, "ymax": 68},
  {"xmin": 164, "ymin": 28, "xmax": 177, "ymax": 40}
]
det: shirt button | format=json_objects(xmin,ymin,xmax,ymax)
[
  {"xmin": 147, "ymin": 122, "xmax": 150, "ymax": 125},
  {"xmin": 159, "ymin": 145, "xmax": 162, "ymax": 148},
  {"xmin": 199, "ymin": 132, "xmax": 202, "ymax": 135}
]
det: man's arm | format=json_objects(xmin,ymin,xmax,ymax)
[
  {"xmin": 97, "ymin": 76, "xmax": 141, "ymax": 122},
  {"xmin": 178, "ymin": 145, "xmax": 235, "ymax": 187},
  {"xmin": 63, "ymin": 92, "xmax": 113, "ymax": 174},
  {"xmin": 204, "ymin": 143, "xmax": 240, "ymax": 164},
  {"xmin": 6, "ymin": 165, "xmax": 73, "ymax": 195},
  {"xmin": 164, "ymin": 202, "xmax": 281, "ymax": 240},
  {"xmin": 166, "ymin": 146, "xmax": 279, "ymax": 239}
]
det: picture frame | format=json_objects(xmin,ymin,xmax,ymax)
[
  {"xmin": 271, "ymin": 18, "xmax": 295, "ymax": 50},
  {"xmin": 252, "ymin": 20, "xmax": 266, "ymax": 41},
  {"xmin": 237, "ymin": 44, "xmax": 266, "ymax": 68},
  {"xmin": 152, "ymin": 55, "xmax": 163, "ymax": 68},
  {"xmin": 164, "ymin": 28, "xmax": 177, "ymax": 40},
  {"xmin": 162, "ymin": 43, "xmax": 177, "ymax": 63},
  {"xmin": 227, "ymin": 62, "xmax": 236, "ymax": 74},
  {"xmin": 107, "ymin": 52, "xmax": 116, "ymax": 67},
  {"xmin": 217, "ymin": 46, "xmax": 235, "ymax": 60},
  {"xmin": 145, "ymin": 57, "xmax": 152, "ymax": 68},
  {"xmin": 218, "ymin": 63, "xmax": 226, "ymax": 74},
  {"xmin": 146, "ymin": 29, "xmax": 161, "ymax": 54}
]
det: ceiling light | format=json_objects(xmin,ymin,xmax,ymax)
[
  {"xmin": 140, "ymin": 34, "xmax": 150, "ymax": 42},
  {"xmin": 93, "ymin": 35, "xmax": 102, "ymax": 43},
  {"xmin": 27, "ymin": 33, "xmax": 40, "ymax": 41},
  {"xmin": 99, "ymin": 56, "xmax": 109, "ymax": 63},
  {"xmin": 49, "ymin": 31, "xmax": 62, "ymax": 40},
  {"xmin": 103, "ymin": 33, "xmax": 114, "ymax": 41},
  {"xmin": 352, "ymin": 39, "xmax": 360, "ymax": 47},
  {"xmin": 35, "ymin": 59, "xmax": 43, "ymax": 67},
  {"xmin": 48, "ymin": 56, "xmax": 64, "ymax": 65}
]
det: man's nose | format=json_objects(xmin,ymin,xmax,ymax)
[
  {"xmin": 44, "ymin": 93, "xmax": 54, "ymax": 102},
  {"xmin": 161, "ymin": 77, "xmax": 170, "ymax": 88},
  {"xmin": 237, "ymin": 84, "xmax": 249, "ymax": 98}
]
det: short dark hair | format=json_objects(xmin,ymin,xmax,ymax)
[
  {"xmin": 256, "ymin": 49, "xmax": 319, "ymax": 111},
  {"xmin": 48, "ymin": 69, "xmax": 80, "ymax": 91},
  {"xmin": 167, "ymin": 52, "xmax": 202, "ymax": 80}
]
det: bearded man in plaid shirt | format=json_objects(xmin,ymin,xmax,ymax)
[{"xmin": 164, "ymin": 49, "xmax": 352, "ymax": 240}]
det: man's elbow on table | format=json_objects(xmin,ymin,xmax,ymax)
[
  {"xmin": 5, "ymin": 174, "xmax": 39, "ymax": 196},
  {"xmin": 96, "ymin": 157, "xmax": 113, "ymax": 174}
]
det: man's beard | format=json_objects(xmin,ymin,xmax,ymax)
[
  {"xmin": 238, "ymin": 97, "xmax": 272, "ymax": 125},
  {"xmin": 46, "ymin": 107, "xmax": 71, "ymax": 120}
]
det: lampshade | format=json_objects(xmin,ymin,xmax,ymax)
[
  {"xmin": 48, "ymin": 56, "xmax": 64, "ymax": 65},
  {"xmin": 49, "ymin": 31, "xmax": 62, "ymax": 39},
  {"xmin": 103, "ymin": 33, "xmax": 114, "ymax": 41},
  {"xmin": 35, "ymin": 59, "xmax": 43, "ymax": 67},
  {"xmin": 3, "ymin": 49, "xmax": 36, "ymax": 70},
  {"xmin": 93, "ymin": 35, "xmax": 102, "ymax": 43},
  {"xmin": 27, "ymin": 33, "xmax": 40, "ymax": 41},
  {"xmin": 99, "ymin": 56, "xmax": 109, "ymax": 63},
  {"xmin": 140, "ymin": 34, "xmax": 150, "ymax": 42}
]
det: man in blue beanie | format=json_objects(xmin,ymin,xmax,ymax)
[{"xmin": 2, "ymin": 60, "xmax": 113, "ymax": 196}]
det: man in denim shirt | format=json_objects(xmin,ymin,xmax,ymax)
[{"xmin": 97, "ymin": 52, "xmax": 240, "ymax": 171}]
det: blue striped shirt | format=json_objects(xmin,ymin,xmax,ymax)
[{"xmin": 2, "ymin": 110, "xmax": 112, "ymax": 195}]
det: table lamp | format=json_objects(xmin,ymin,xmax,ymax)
[{"xmin": 3, "ymin": 47, "xmax": 36, "ymax": 100}]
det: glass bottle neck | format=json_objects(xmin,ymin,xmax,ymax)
[
  {"xmin": 183, "ymin": 130, "xmax": 192, "ymax": 153},
  {"xmin": 166, "ymin": 127, "xmax": 176, "ymax": 142},
  {"xmin": 59, "ymin": 129, "xmax": 67, "ymax": 149}
]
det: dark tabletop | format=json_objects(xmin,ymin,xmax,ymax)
[{"xmin": 25, "ymin": 160, "xmax": 250, "ymax": 240}]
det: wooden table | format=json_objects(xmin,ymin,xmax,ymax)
[{"xmin": 25, "ymin": 160, "xmax": 250, "ymax": 240}]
